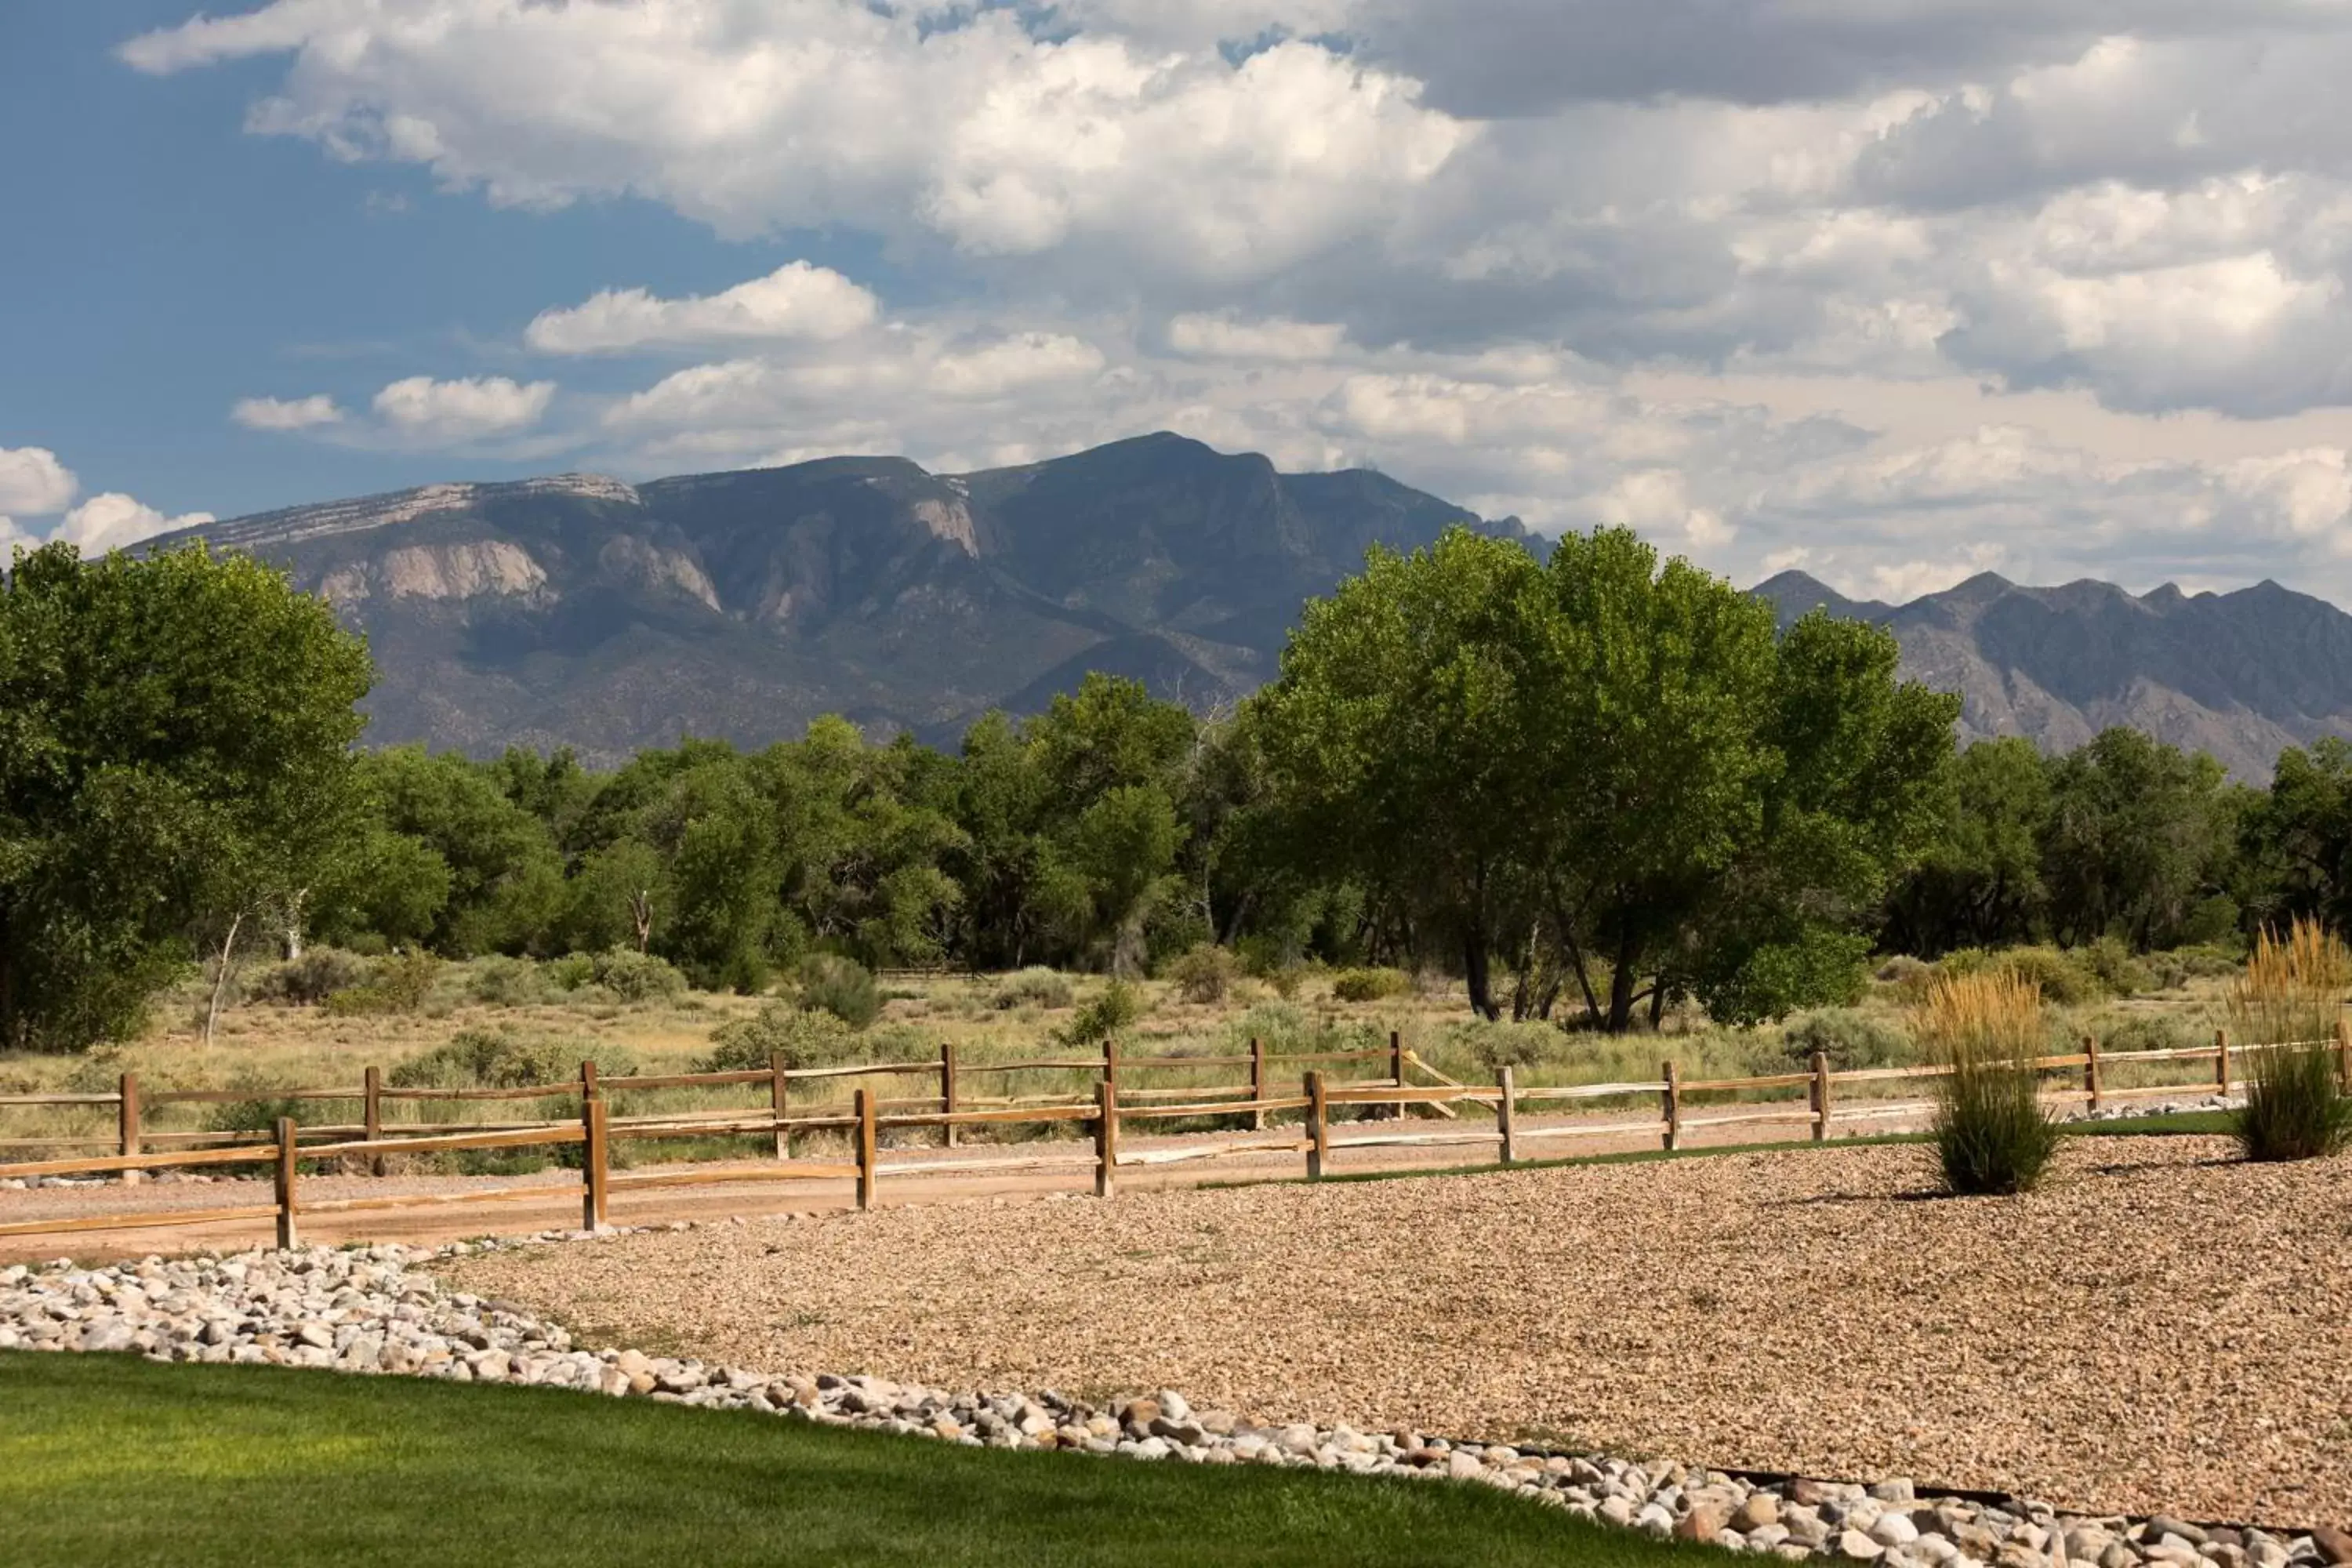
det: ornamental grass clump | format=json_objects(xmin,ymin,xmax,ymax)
[
  {"xmin": 2230, "ymin": 919, "xmax": 2352, "ymax": 1163},
  {"xmin": 1917, "ymin": 970, "xmax": 2059, "ymax": 1196}
]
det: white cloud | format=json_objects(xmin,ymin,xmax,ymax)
[
  {"xmin": 371, "ymin": 376, "xmax": 555, "ymax": 441},
  {"xmin": 109, "ymin": 0, "xmax": 2352, "ymax": 603},
  {"xmin": 56, "ymin": 493, "xmax": 215, "ymax": 555},
  {"xmin": 931, "ymin": 333, "xmax": 1107, "ymax": 398},
  {"xmin": 232, "ymin": 393, "xmax": 346, "ymax": 430},
  {"xmin": 122, "ymin": 3, "xmax": 1464, "ymax": 284},
  {"xmin": 524, "ymin": 262, "xmax": 879, "ymax": 354},
  {"xmin": 1860, "ymin": 544, "xmax": 2013, "ymax": 603},
  {"xmin": 0, "ymin": 446, "xmax": 78, "ymax": 516},
  {"xmin": 1167, "ymin": 314, "xmax": 1349, "ymax": 361}
]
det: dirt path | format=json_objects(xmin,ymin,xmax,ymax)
[
  {"xmin": 0, "ymin": 1105, "xmax": 1912, "ymax": 1264},
  {"xmin": 444, "ymin": 1136, "xmax": 2352, "ymax": 1530}
]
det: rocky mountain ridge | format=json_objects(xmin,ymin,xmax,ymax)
[
  {"xmin": 1754, "ymin": 568, "xmax": 2352, "ymax": 779},
  {"xmin": 154, "ymin": 434, "xmax": 1522, "ymax": 764},
  {"xmin": 153, "ymin": 433, "xmax": 2352, "ymax": 778}
]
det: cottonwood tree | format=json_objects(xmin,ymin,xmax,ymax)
[
  {"xmin": 1880, "ymin": 738, "xmax": 2053, "ymax": 956},
  {"xmin": 0, "ymin": 541, "xmax": 372, "ymax": 1051},
  {"xmin": 1247, "ymin": 528, "xmax": 1552, "ymax": 1018},
  {"xmin": 1248, "ymin": 525, "xmax": 1954, "ymax": 1029}
]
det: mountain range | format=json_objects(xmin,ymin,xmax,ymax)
[
  {"xmin": 158, "ymin": 433, "xmax": 1523, "ymax": 764},
  {"xmin": 1752, "ymin": 569, "xmax": 2352, "ymax": 779},
  {"xmin": 154, "ymin": 432, "xmax": 2352, "ymax": 778}
]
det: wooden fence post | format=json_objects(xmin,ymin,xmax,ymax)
[
  {"xmin": 2083, "ymin": 1033, "xmax": 2102, "ymax": 1112},
  {"xmin": 770, "ymin": 1051, "xmax": 790, "ymax": 1161},
  {"xmin": 274, "ymin": 1116, "xmax": 299, "ymax": 1250},
  {"xmin": 1305, "ymin": 1071, "xmax": 1329, "ymax": 1180},
  {"xmin": 117, "ymin": 1073, "xmax": 141, "ymax": 1188},
  {"xmin": 582, "ymin": 1058, "xmax": 601, "ymax": 1105},
  {"xmin": 1661, "ymin": 1060, "xmax": 1682, "ymax": 1152},
  {"xmin": 940, "ymin": 1043, "xmax": 959, "ymax": 1150},
  {"xmin": 2215, "ymin": 1027, "xmax": 2232, "ymax": 1097},
  {"xmin": 855, "ymin": 1088, "xmax": 878, "ymax": 1212},
  {"xmin": 363, "ymin": 1064, "xmax": 386, "ymax": 1178},
  {"xmin": 581, "ymin": 1098, "xmax": 609, "ymax": 1231},
  {"xmin": 1094, "ymin": 1080, "xmax": 1118, "ymax": 1199},
  {"xmin": 1250, "ymin": 1036, "xmax": 1267, "ymax": 1131},
  {"xmin": 1102, "ymin": 1036, "xmax": 1120, "ymax": 1098},
  {"xmin": 2337, "ymin": 1017, "xmax": 2351, "ymax": 1088},
  {"xmin": 1497, "ymin": 1066, "xmax": 1518, "ymax": 1167},
  {"xmin": 1811, "ymin": 1051, "xmax": 1831, "ymax": 1143},
  {"xmin": 1388, "ymin": 1030, "xmax": 1406, "ymax": 1121}
]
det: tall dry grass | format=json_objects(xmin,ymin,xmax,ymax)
[
  {"xmin": 1915, "ymin": 970, "xmax": 2059, "ymax": 1196},
  {"xmin": 2230, "ymin": 919, "xmax": 2352, "ymax": 1162}
]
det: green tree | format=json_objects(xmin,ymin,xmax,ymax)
[
  {"xmin": 2039, "ymin": 728, "xmax": 2243, "ymax": 949},
  {"xmin": 1683, "ymin": 610, "xmax": 1958, "ymax": 1025},
  {"xmin": 1247, "ymin": 528, "xmax": 1552, "ymax": 1018},
  {"xmin": 561, "ymin": 837, "xmax": 666, "ymax": 953},
  {"xmin": 641, "ymin": 751, "xmax": 781, "ymax": 991},
  {"xmin": 0, "ymin": 542, "xmax": 372, "ymax": 1051},
  {"xmin": 1881, "ymin": 737, "xmax": 2052, "ymax": 955},
  {"xmin": 2239, "ymin": 736, "xmax": 2352, "ymax": 937},
  {"xmin": 1526, "ymin": 530, "xmax": 1786, "ymax": 1029},
  {"xmin": 1249, "ymin": 526, "xmax": 1954, "ymax": 1030},
  {"xmin": 354, "ymin": 747, "xmax": 564, "ymax": 956}
]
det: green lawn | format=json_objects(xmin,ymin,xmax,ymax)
[{"xmin": 0, "ymin": 1352, "xmax": 1712, "ymax": 1568}]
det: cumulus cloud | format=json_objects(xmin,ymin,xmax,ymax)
[
  {"xmin": 232, "ymin": 393, "xmax": 346, "ymax": 430},
  {"xmin": 121, "ymin": 2, "xmax": 1464, "ymax": 284},
  {"xmin": 55, "ymin": 493, "xmax": 215, "ymax": 555},
  {"xmin": 525, "ymin": 262, "xmax": 879, "ymax": 354},
  {"xmin": 111, "ymin": 0, "xmax": 2352, "ymax": 601},
  {"xmin": 371, "ymin": 376, "xmax": 554, "ymax": 441},
  {"xmin": 1167, "ymin": 314, "xmax": 1348, "ymax": 361},
  {"xmin": 0, "ymin": 446, "xmax": 78, "ymax": 516}
]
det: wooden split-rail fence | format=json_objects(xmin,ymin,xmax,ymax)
[{"xmin": 2, "ymin": 1024, "xmax": 2344, "ymax": 1248}]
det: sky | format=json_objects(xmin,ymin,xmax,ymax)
[{"xmin": 10, "ymin": 2, "xmax": 2352, "ymax": 601}]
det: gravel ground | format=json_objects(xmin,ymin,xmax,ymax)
[{"xmin": 446, "ymin": 1137, "xmax": 2352, "ymax": 1529}]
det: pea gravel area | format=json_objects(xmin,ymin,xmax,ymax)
[{"xmin": 445, "ymin": 1137, "xmax": 2352, "ymax": 1529}]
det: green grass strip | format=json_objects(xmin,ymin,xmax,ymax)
[{"xmin": 0, "ymin": 1351, "xmax": 1715, "ymax": 1568}]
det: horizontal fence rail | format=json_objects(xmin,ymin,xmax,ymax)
[{"xmin": 4, "ymin": 1022, "xmax": 2346, "ymax": 1246}]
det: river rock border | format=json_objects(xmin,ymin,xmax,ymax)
[{"xmin": 1, "ymin": 1229, "xmax": 2343, "ymax": 1568}]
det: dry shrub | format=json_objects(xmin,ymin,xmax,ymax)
[
  {"xmin": 700, "ymin": 1004, "xmax": 857, "ymax": 1073},
  {"xmin": 993, "ymin": 967, "xmax": 1074, "ymax": 1011},
  {"xmin": 2230, "ymin": 919, "xmax": 2352, "ymax": 1163},
  {"xmin": 1163, "ymin": 944, "xmax": 1240, "ymax": 1004},
  {"xmin": 1916, "ymin": 970, "xmax": 2058, "ymax": 1196},
  {"xmin": 323, "ymin": 949, "xmax": 441, "ymax": 1017},
  {"xmin": 797, "ymin": 953, "xmax": 880, "ymax": 1030},
  {"xmin": 1330, "ymin": 967, "xmax": 1410, "ymax": 1004}
]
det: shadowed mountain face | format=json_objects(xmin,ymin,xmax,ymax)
[
  {"xmin": 1753, "ymin": 569, "xmax": 2352, "ymax": 779},
  {"xmin": 157, "ymin": 434, "xmax": 1526, "ymax": 764}
]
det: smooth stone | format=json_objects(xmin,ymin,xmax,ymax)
[{"xmin": 1679, "ymin": 1505, "xmax": 1731, "ymax": 1544}]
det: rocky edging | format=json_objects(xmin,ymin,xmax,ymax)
[{"xmin": 0, "ymin": 1229, "xmax": 2343, "ymax": 1568}]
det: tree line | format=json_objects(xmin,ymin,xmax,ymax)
[{"xmin": 9, "ymin": 530, "xmax": 2352, "ymax": 1053}]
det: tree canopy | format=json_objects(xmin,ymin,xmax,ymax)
[
  {"xmin": 1246, "ymin": 526, "xmax": 1956, "ymax": 1028},
  {"xmin": 18, "ymin": 526, "xmax": 2350, "ymax": 1053},
  {"xmin": 0, "ymin": 542, "xmax": 372, "ymax": 1050}
]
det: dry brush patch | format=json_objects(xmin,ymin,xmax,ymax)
[{"xmin": 446, "ymin": 1137, "xmax": 2352, "ymax": 1529}]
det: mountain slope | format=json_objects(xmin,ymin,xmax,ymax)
[
  {"xmin": 156, "ymin": 434, "xmax": 1524, "ymax": 764},
  {"xmin": 1755, "ymin": 569, "xmax": 2352, "ymax": 778}
]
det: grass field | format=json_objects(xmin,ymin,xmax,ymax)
[{"xmin": 0, "ymin": 1352, "xmax": 1712, "ymax": 1568}]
